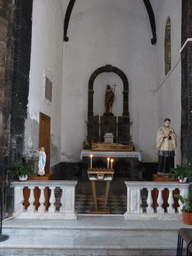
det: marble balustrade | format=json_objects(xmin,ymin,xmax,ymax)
[
  {"xmin": 124, "ymin": 181, "xmax": 191, "ymax": 220},
  {"xmin": 11, "ymin": 180, "xmax": 77, "ymax": 219}
]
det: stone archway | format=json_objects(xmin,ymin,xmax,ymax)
[{"xmin": 88, "ymin": 64, "xmax": 129, "ymax": 117}]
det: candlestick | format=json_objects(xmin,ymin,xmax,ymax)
[
  {"xmin": 116, "ymin": 116, "xmax": 118, "ymax": 143},
  {"xmin": 107, "ymin": 158, "xmax": 110, "ymax": 168},
  {"xmin": 111, "ymin": 159, "xmax": 113, "ymax": 168},
  {"xmin": 99, "ymin": 108, "xmax": 101, "ymax": 141},
  {"xmin": 86, "ymin": 106, "xmax": 88, "ymax": 122},
  {"xmin": 90, "ymin": 154, "xmax": 93, "ymax": 169}
]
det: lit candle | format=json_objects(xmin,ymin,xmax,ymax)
[
  {"xmin": 107, "ymin": 158, "xmax": 110, "ymax": 168},
  {"xmin": 90, "ymin": 154, "xmax": 93, "ymax": 169},
  {"xmin": 111, "ymin": 159, "xmax": 113, "ymax": 168}
]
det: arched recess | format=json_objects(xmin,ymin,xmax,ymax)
[{"xmin": 88, "ymin": 64, "xmax": 129, "ymax": 117}]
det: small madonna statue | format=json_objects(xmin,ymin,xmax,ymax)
[{"xmin": 37, "ymin": 147, "xmax": 46, "ymax": 176}]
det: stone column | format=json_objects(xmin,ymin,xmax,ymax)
[
  {"xmin": 10, "ymin": 0, "xmax": 33, "ymax": 164},
  {"xmin": 181, "ymin": 0, "xmax": 192, "ymax": 169},
  {"xmin": 0, "ymin": 0, "xmax": 15, "ymax": 173}
]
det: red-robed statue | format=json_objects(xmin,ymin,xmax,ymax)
[{"xmin": 105, "ymin": 84, "xmax": 115, "ymax": 115}]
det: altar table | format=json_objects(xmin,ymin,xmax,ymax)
[
  {"xmin": 80, "ymin": 150, "xmax": 142, "ymax": 181},
  {"xmin": 80, "ymin": 150, "xmax": 142, "ymax": 161}
]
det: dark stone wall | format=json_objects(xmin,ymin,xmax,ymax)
[
  {"xmin": 0, "ymin": 0, "xmax": 14, "ymax": 174},
  {"xmin": 0, "ymin": 0, "xmax": 33, "ymax": 216},
  {"xmin": 181, "ymin": 0, "xmax": 192, "ymax": 169},
  {"xmin": 0, "ymin": 0, "xmax": 33, "ymax": 172},
  {"xmin": 10, "ymin": 0, "xmax": 33, "ymax": 165}
]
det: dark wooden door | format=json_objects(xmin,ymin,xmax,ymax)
[{"xmin": 39, "ymin": 113, "xmax": 50, "ymax": 174}]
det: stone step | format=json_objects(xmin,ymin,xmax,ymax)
[{"xmin": 0, "ymin": 215, "xmax": 188, "ymax": 256}]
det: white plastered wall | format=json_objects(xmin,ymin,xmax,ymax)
[
  {"xmin": 26, "ymin": 0, "xmax": 182, "ymax": 166},
  {"xmin": 155, "ymin": 0, "xmax": 181, "ymax": 166},
  {"xmin": 61, "ymin": 0, "xmax": 159, "ymax": 162},
  {"xmin": 25, "ymin": 0, "xmax": 64, "ymax": 166}
]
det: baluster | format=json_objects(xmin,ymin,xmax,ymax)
[
  {"xmin": 167, "ymin": 188, "xmax": 175, "ymax": 213},
  {"xmin": 27, "ymin": 186, "xmax": 35, "ymax": 213},
  {"xmin": 38, "ymin": 186, "xmax": 46, "ymax": 213},
  {"xmin": 48, "ymin": 186, "xmax": 56, "ymax": 213},
  {"xmin": 146, "ymin": 188, "xmax": 154, "ymax": 213},
  {"xmin": 19, "ymin": 186, "xmax": 25, "ymax": 212},
  {"xmin": 60, "ymin": 187, "xmax": 65, "ymax": 213},
  {"xmin": 178, "ymin": 188, "xmax": 185, "ymax": 213},
  {"xmin": 139, "ymin": 189, "xmax": 142, "ymax": 213},
  {"xmin": 157, "ymin": 188, "xmax": 164, "ymax": 213}
]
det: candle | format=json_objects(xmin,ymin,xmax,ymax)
[
  {"xmin": 107, "ymin": 158, "xmax": 110, "ymax": 168},
  {"xmin": 99, "ymin": 106, "xmax": 101, "ymax": 123},
  {"xmin": 90, "ymin": 154, "xmax": 93, "ymax": 169},
  {"xmin": 111, "ymin": 159, "xmax": 113, "ymax": 168}
]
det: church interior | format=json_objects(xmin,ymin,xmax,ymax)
[{"xmin": 0, "ymin": 0, "xmax": 192, "ymax": 255}]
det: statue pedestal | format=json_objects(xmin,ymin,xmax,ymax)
[{"xmin": 28, "ymin": 173, "xmax": 53, "ymax": 180}]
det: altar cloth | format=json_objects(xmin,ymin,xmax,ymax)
[{"xmin": 80, "ymin": 150, "xmax": 142, "ymax": 161}]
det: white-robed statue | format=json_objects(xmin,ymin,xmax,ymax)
[
  {"xmin": 156, "ymin": 118, "xmax": 177, "ymax": 173},
  {"xmin": 38, "ymin": 147, "xmax": 46, "ymax": 176}
]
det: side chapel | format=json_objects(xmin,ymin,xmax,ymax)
[{"xmin": 0, "ymin": 0, "xmax": 191, "ymax": 217}]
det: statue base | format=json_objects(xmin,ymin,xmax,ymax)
[{"xmin": 37, "ymin": 174, "xmax": 45, "ymax": 177}]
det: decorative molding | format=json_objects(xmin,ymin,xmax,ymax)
[
  {"xmin": 63, "ymin": 0, "xmax": 76, "ymax": 42},
  {"xmin": 88, "ymin": 64, "xmax": 129, "ymax": 117},
  {"xmin": 143, "ymin": 0, "xmax": 157, "ymax": 45}
]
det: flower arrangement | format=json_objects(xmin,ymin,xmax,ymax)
[{"xmin": 22, "ymin": 150, "xmax": 39, "ymax": 166}]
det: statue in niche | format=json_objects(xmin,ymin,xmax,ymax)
[
  {"xmin": 37, "ymin": 147, "xmax": 46, "ymax": 176},
  {"xmin": 104, "ymin": 84, "xmax": 116, "ymax": 116},
  {"xmin": 156, "ymin": 118, "xmax": 177, "ymax": 173}
]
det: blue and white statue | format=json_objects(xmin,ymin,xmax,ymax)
[{"xmin": 38, "ymin": 147, "xmax": 46, "ymax": 176}]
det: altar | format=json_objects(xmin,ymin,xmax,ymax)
[
  {"xmin": 82, "ymin": 68, "xmax": 142, "ymax": 180},
  {"xmin": 80, "ymin": 149, "xmax": 142, "ymax": 181}
]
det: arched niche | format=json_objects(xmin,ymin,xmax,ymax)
[
  {"xmin": 88, "ymin": 64, "xmax": 129, "ymax": 117},
  {"xmin": 87, "ymin": 65, "xmax": 130, "ymax": 145}
]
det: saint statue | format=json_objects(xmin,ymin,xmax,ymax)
[
  {"xmin": 156, "ymin": 118, "xmax": 177, "ymax": 173},
  {"xmin": 105, "ymin": 84, "xmax": 115, "ymax": 115},
  {"xmin": 37, "ymin": 147, "xmax": 46, "ymax": 176}
]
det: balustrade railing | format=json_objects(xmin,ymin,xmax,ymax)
[
  {"xmin": 124, "ymin": 181, "xmax": 191, "ymax": 220},
  {"xmin": 11, "ymin": 180, "xmax": 77, "ymax": 219}
]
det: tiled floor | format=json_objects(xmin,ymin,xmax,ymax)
[{"xmin": 75, "ymin": 193, "xmax": 127, "ymax": 214}]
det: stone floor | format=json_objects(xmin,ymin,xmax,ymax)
[
  {"xmin": 75, "ymin": 177, "xmax": 127, "ymax": 214},
  {"xmin": 0, "ymin": 215, "xmax": 189, "ymax": 256}
]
